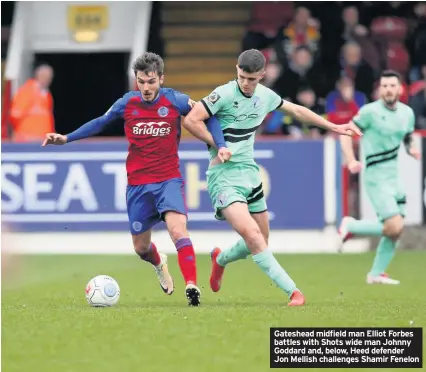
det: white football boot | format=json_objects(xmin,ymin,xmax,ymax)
[
  {"xmin": 339, "ymin": 216, "xmax": 355, "ymax": 243},
  {"xmin": 367, "ymin": 273, "xmax": 400, "ymax": 285},
  {"xmin": 154, "ymin": 253, "xmax": 174, "ymax": 295},
  {"xmin": 338, "ymin": 216, "xmax": 355, "ymax": 252}
]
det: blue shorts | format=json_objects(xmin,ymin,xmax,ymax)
[{"xmin": 126, "ymin": 178, "xmax": 187, "ymax": 235}]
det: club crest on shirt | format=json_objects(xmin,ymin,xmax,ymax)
[
  {"xmin": 252, "ymin": 96, "xmax": 260, "ymax": 108},
  {"xmin": 217, "ymin": 192, "xmax": 228, "ymax": 206},
  {"xmin": 208, "ymin": 92, "xmax": 221, "ymax": 104},
  {"xmin": 158, "ymin": 106, "xmax": 169, "ymax": 117}
]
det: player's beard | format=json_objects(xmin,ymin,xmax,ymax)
[
  {"xmin": 143, "ymin": 87, "xmax": 160, "ymax": 102},
  {"xmin": 382, "ymin": 94, "xmax": 399, "ymax": 107}
]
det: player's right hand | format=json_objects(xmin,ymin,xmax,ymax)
[
  {"xmin": 218, "ymin": 147, "xmax": 232, "ymax": 163},
  {"xmin": 348, "ymin": 160, "xmax": 363, "ymax": 174},
  {"xmin": 42, "ymin": 133, "xmax": 67, "ymax": 147},
  {"xmin": 333, "ymin": 122, "xmax": 363, "ymax": 137}
]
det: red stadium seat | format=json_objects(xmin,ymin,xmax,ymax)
[
  {"xmin": 370, "ymin": 17, "xmax": 408, "ymax": 42},
  {"xmin": 261, "ymin": 48, "xmax": 274, "ymax": 64},
  {"xmin": 248, "ymin": 2, "xmax": 294, "ymax": 35},
  {"xmin": 385, "ymin": 43, "xmax": 410, "ymax": 76},
  {"xmin": 409, "ymin": 80, "xmax": 426, "ymax": 97}
]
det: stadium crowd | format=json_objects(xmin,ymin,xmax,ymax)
[
  {"xmin": 2, "ymin": 2, "xmax": 426, "ymax": 141},
  {"xmin": 246, "ymin": 2, "xmax": 426, "ymax": 137}
]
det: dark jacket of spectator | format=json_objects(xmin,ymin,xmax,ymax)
[
  {"xmin": 272, "ymin": 46, "xmax": 327, "ymax": 101},
  {"xmin": 407, "ymin": 16, "xmax": 426, "ymax": 67},
  {"xmin": 329, "ymin": 41, "xmax": 375, "ymax": 99}
]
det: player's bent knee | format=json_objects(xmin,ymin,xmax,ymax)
[
  {"xmin": 133, "ymin": 240, "xmax": 151, "ymax": 255},
  {"xmin": 383, "ymin": 215, "xmax": 404, "ymax": 240},
  {"xmin": 387, "ymin": 226, "xmax": 403, "ymax": 241},
  {"xmin": 242, "ymin": 227, "xmax": 265, "ymax": 252},
  {"xmin": 132, "ymin": 232, "xmax": 152, "ymax": 255}
]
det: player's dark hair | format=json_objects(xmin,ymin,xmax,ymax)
[
  {"xmin": 132, "ymin": 52, "xmax": 164, "ymax": 77},
  {"xmin": 380, "ymin": 70, "xmax": 401, "ymax": 82},
  {"xmin": 237, "ymin": 49, "xmax": 266, "ymax": 73}
]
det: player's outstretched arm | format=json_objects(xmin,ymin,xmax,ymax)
[
  {"xmin": 42, "ymin": 115, "xmax": 115, "ymax": 146},
  {"xmin": 278, "ymin": 101, "xmax": 362, "ymax": 136},
  {"xmin": 42, "ymin": 97, "xmax": 125, "ymax": 147},
  {"xmin": 183, "ymin": 102, "xmax": 222, "ymax": 148}
]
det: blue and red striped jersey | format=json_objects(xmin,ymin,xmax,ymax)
[
  {"xmin": 112, "ymin": 88, "xmax": 191, "ymax": 184},
  {"xmin": 67, "ymin": 88, "xmax": 192, "ymax": 185}
]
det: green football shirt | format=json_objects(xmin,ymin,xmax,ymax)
[
  {"xmin": 352, "ymin": 99, "xmax": 415, "ymax": 179},
  {"xmin": 202, "ymin": 80, "xmax": 283, "ymax": 163}
]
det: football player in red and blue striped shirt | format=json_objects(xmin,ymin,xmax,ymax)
[{"xmin": 42, "ymin": 52, "xmax": 230, "ymax": 306}]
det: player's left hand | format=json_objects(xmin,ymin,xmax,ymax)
[
  {"xmin": 332, "ymin": 122, "xmax": 362, "ymax": 137},
  {"xmin": 409, "ymin": 147, "xmax": 421, "ymax": 160}
]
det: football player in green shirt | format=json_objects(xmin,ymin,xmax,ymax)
[
  {"xmin": 339, "ymin": 70, "xmax": 421, "ymax": 285},
  {"xmin": 183, "ymin": 49, "xmax": 361, "ymax": 306}
]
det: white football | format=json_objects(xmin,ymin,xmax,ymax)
[{"xmin": 85, "ymin": 275, "xmax": 120, "ymax": 307}]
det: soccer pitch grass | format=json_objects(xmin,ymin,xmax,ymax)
[{"xmin": 3, "ymin": 251, "xmax": 425, "ymax": 372}]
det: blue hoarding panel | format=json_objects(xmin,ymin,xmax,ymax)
[{"xmin": 1, "ymin": 140, "xmax": 325, "ymax": 231}]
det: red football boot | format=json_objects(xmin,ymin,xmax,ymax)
[
  {"xmin": 210, "ymin": 247, "xmax": 225, "ymax": 292},
  {"xmin": 288, "ymin": 290, "xmax": 306, "ymax": 307}
]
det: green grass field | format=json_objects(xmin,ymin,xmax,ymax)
[{"xmin": 2, "ymin": 251, "xmax": 425, "ymax": 372}]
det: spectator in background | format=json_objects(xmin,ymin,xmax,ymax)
[
  {"xmin": 340, "ymin": 6, "xmax": 381, "ymax": 73},
  {"xmin": 263, "ymin": 59, "xmax": 282, "ymax": 88},
  {"xmin": 326, "ymin": 76, "xmax": 367, "ymax": 125},
  {"xmin": 332, "ymin": 41, "xmax": 375, "ymax": 99},
  {"xmin": 407, "ymin": 2, "xmax": 426, "ymax": 82},
  {"xmin": 272, "ymin": 46, "xmax": 326, "ymax": 102},
  {"xmin": 274, "ymin": 7, "xmax": 320, "ymax": 68},
  {"xmin": 369, "ymin": 2, "xmax": 415, "ymax": 19},
  {"xmin": 341, "ymin": 6, "xmax": 368, "ymax": 41},
  {"xmin": 10, "ymin": 64, "xmax": 54, "ymax": 142},
  {"xmin": 291, "ymin": 85, "xmax": 326, "ymax": 138},
  {"xmin": 318, "ymin": 3, "xmax": 377, "ymax": 76},
  {"xmin": 242, "ymin": 1, "xmax": 294, "ymax": 51},
  {"xmin": 409, "ymin": 65, "xmax": 426, "ymax": 129}
]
